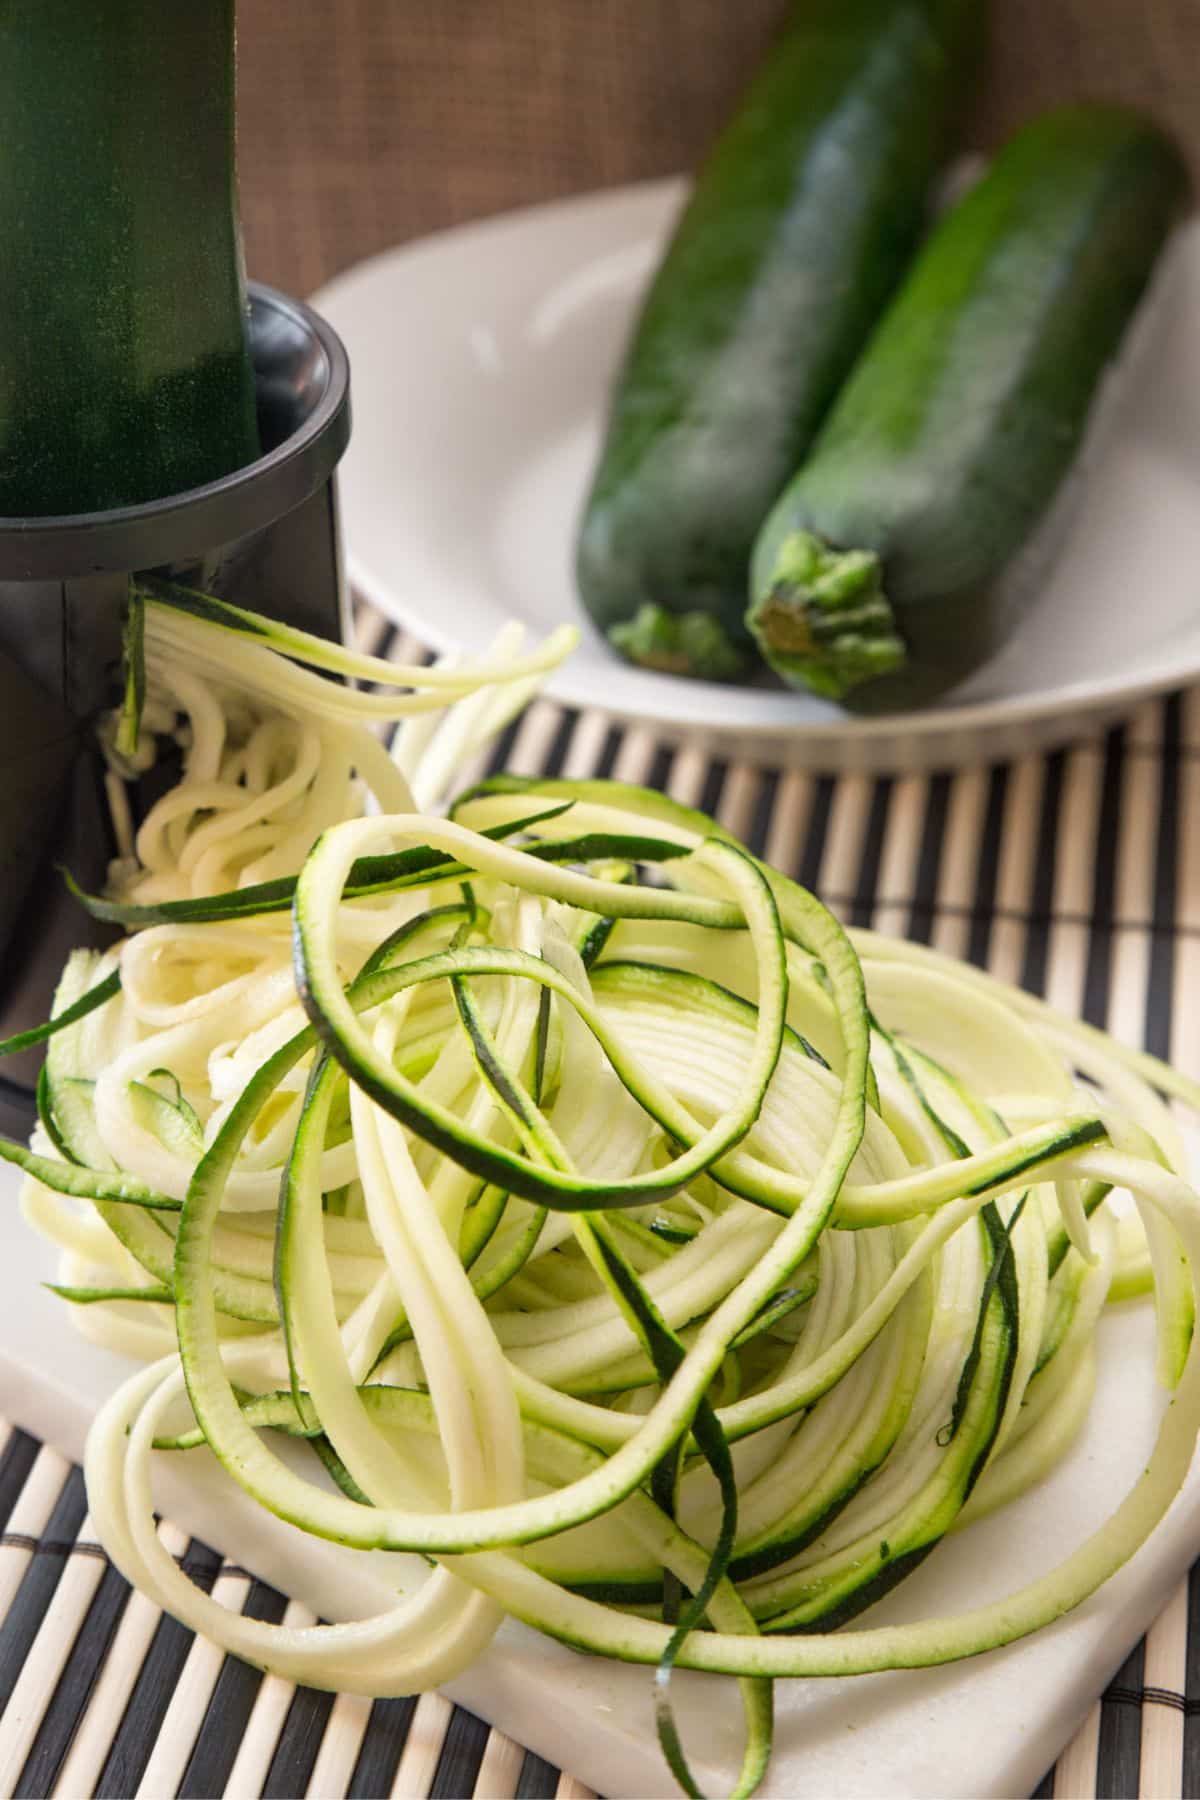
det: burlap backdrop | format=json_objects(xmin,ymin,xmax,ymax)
[{"xmin": 236, "ymin": 1, "xmax": 1199, "ymax": 299}]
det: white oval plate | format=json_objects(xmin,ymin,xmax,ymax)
[{"xmin": 315, "ymin": 178, "xmax": 1200, "ymax": 771}]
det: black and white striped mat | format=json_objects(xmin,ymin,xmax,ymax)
[{"xmin": 1, "ymin": 604, "xmax": 1198, "ymax": 1799}]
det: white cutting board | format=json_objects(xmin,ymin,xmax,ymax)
[{"xmin": 2, "ymin": 1160, "xmax": 1197, "ymax": 1800}]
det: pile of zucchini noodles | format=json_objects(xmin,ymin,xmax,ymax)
[{"xmin": 9, "ymin": 583, "xmax": 1200, "ymax": 1799}]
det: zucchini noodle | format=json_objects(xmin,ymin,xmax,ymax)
[{"xmin": 10, "ymin": 586, "xmax": 1200, "ymax": 1799}]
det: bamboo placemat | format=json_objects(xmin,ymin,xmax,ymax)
[{"xmin": 1, "ymin": 597, "xmax": 1199, "ymax": 1798}]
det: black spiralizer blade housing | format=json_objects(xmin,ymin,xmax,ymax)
[{"xmin": 0, "ymin": 284, "xmax": 351, "ymax": 1135}]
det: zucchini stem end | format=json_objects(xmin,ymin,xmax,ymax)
[
  {"xmin": 608, "ymin": 604, "xmax": 748, "ymax": 682},
  {"xmin": 747, "ymin": 531, "xmax": 906, "ymax": 700}
]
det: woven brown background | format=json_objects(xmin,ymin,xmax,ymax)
[{"xmin": 236, "ymin": 0, "xmax": 1200, "ymax": 299}]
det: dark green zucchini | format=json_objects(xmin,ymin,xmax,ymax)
[
  {"xmin": 0, "ymin": 0, "xmax": 260, "ymax": 515},
  {"xmin": 575, "ymin": 0, "xmax": 982, "ymax": 680},
  {"xmin": 747, "ymin": 104, "xmax": 1189, "ymax": 709}
]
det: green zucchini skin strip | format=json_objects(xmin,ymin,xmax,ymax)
[
  {"xmin": 49, "ymin": 1281, "xmax": 173, "ymax": 1306},
  {"xmin": 62, "ymin": 805, "xmax": 581, "ymax": 927},
  {"xmin": 0, "ymin": 968, "xmax": 121, "ymax": 1059},
  {"xmin": 0, "ymin": 1138, "xmax": 179, "ymax": 1210},
  {"xmin": 36, "ymin": 1063, "xmax": 76, "ymax": 1165},
  {"xmin": 115, "ymin": 589, "xmax": 146, "ymax": 758}
]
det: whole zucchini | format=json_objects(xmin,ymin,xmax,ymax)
[
  {"xmin": 575, "ymin": 0, "xmax": 982, "ymax": 680},
  {"xmin": 0, "ymin": 0, "xmax": 260, "ymax": 515},
  {"xmin": 747, "ymin": 104, "xmax": 1189, "ymax": 709}
]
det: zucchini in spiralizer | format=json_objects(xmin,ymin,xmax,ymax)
[
  {"xmin": 0, "ymin": 0, "xmax": 260, "ymax": 513},
  {"xmin": 575, "ymin": 0, "xmax": 982, "ymax": 679},
  {"xmin": 748, "ymin": 104, "xmax": 1189, "ymax": 708}
]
